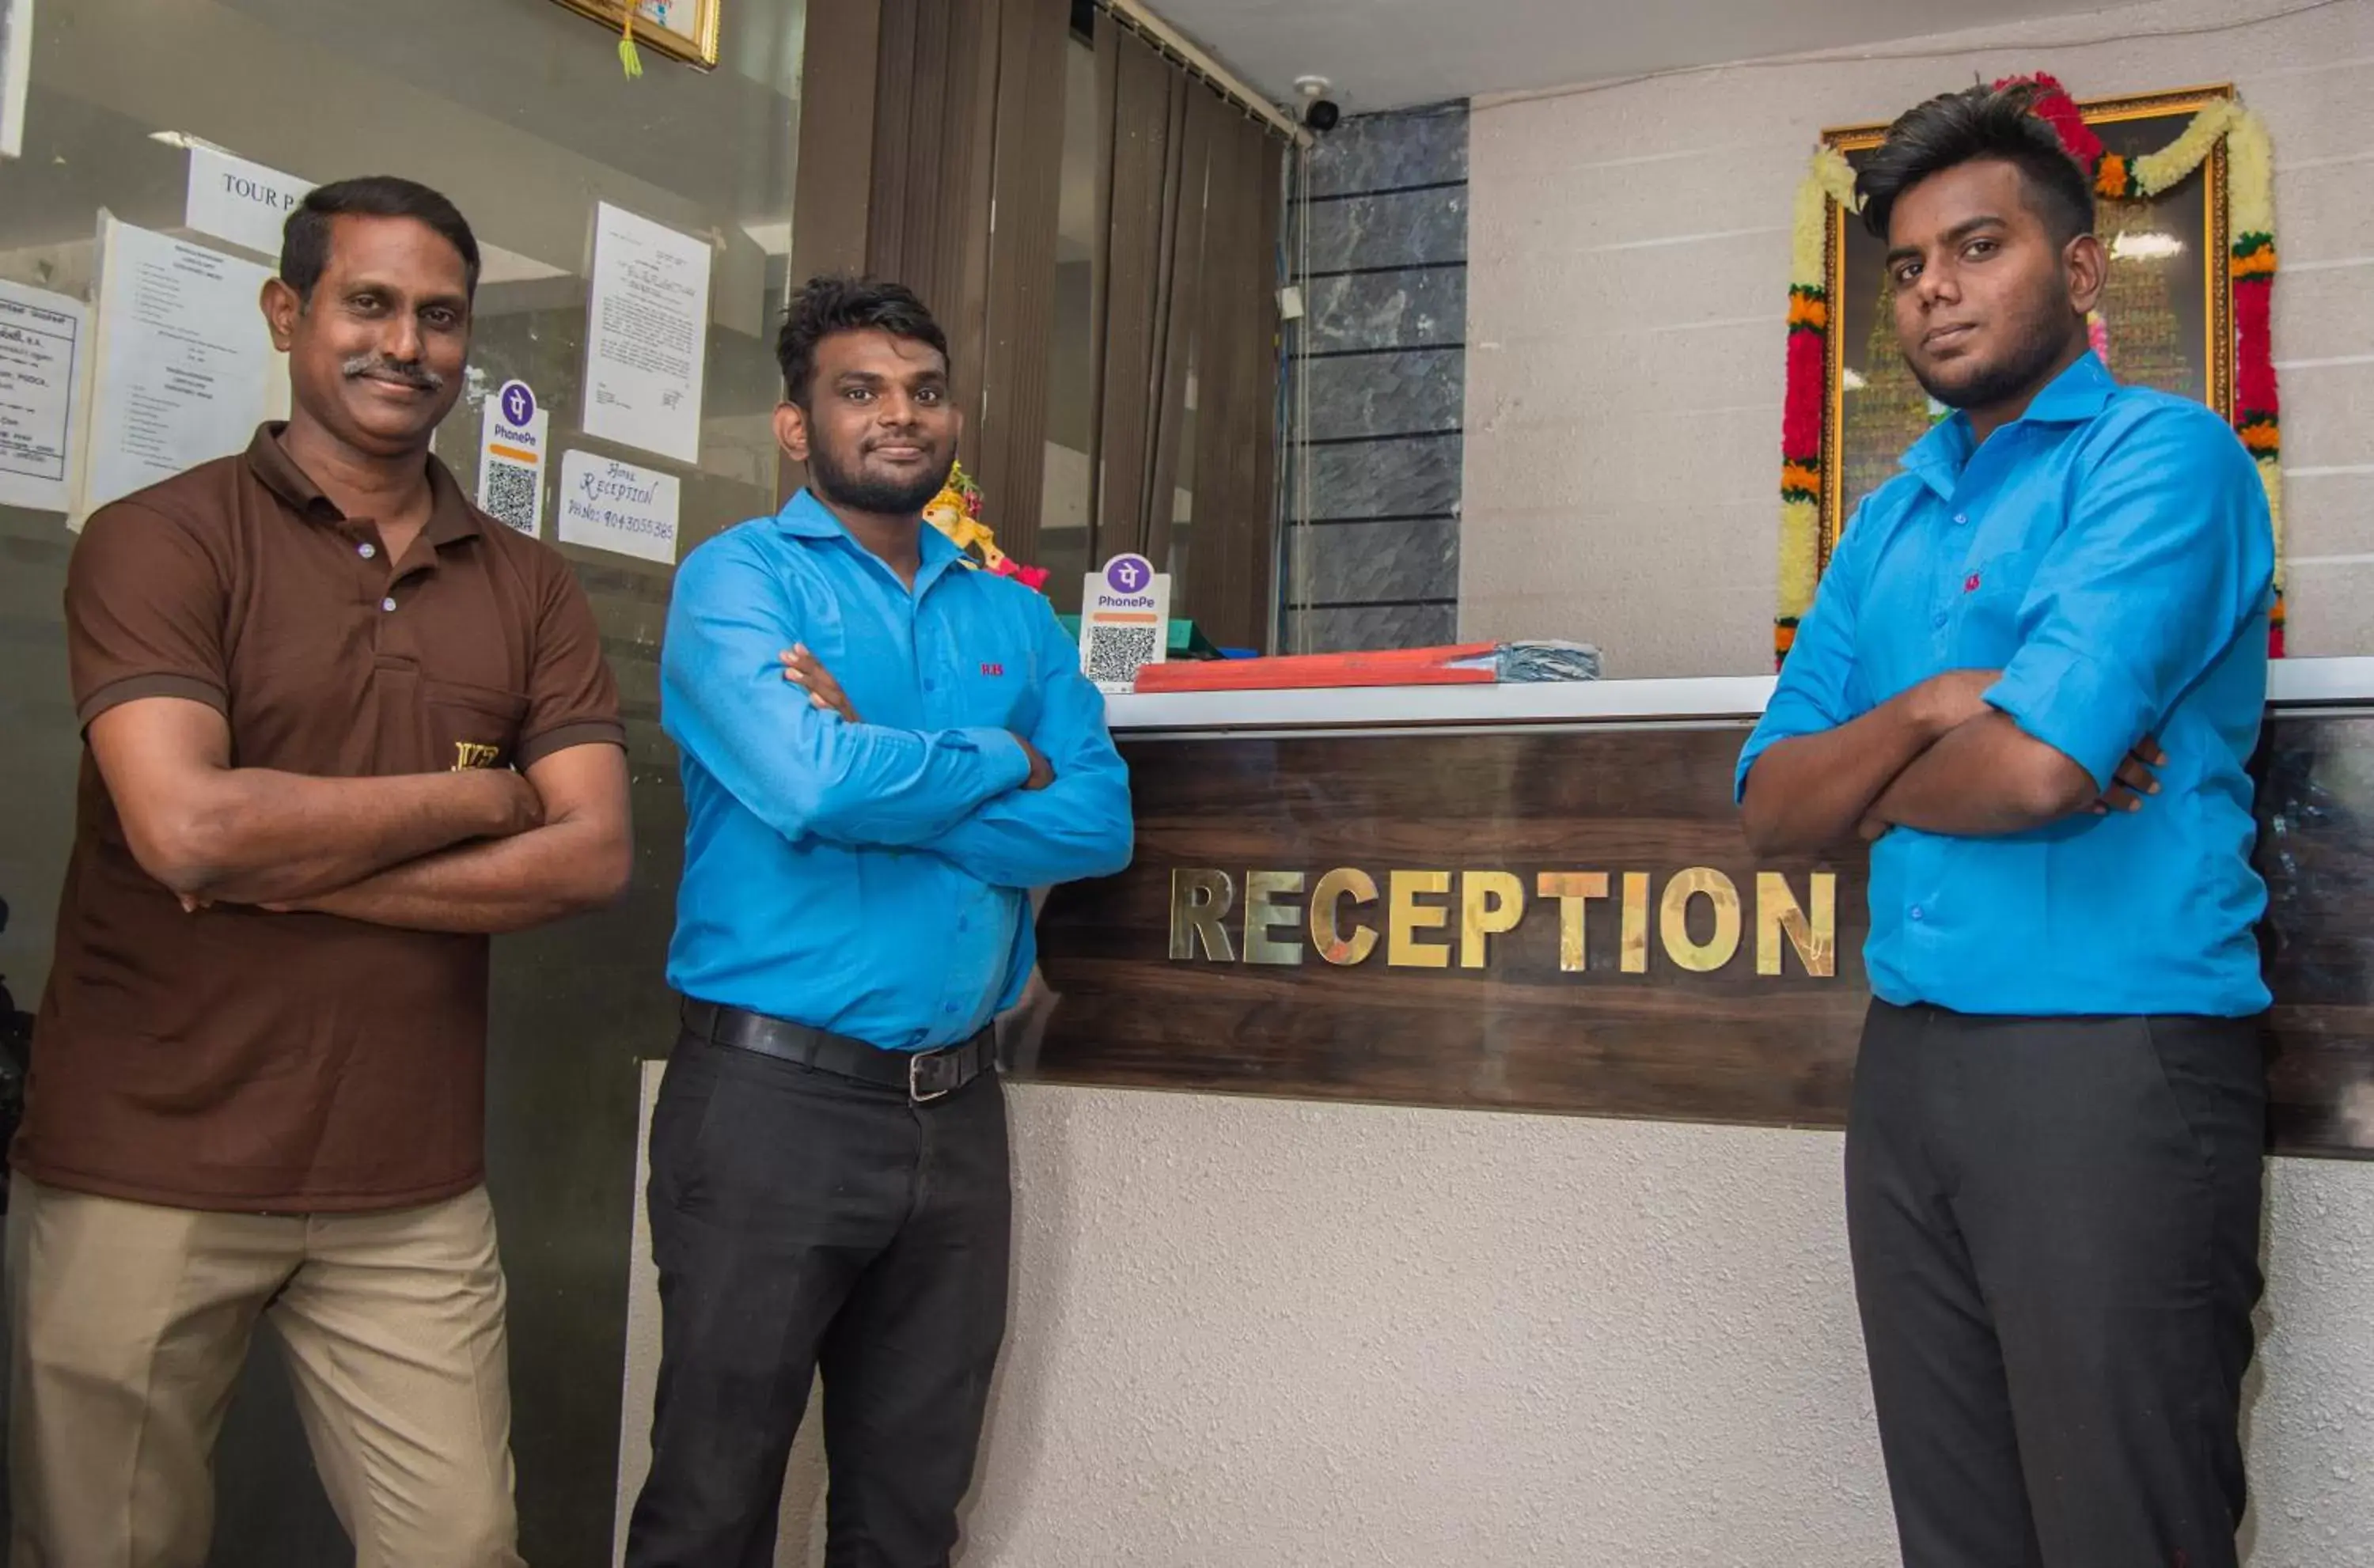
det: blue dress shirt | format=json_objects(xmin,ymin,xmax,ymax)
[
  {"xmin": 663, "ymin": 489, "xmax": 1133, "ymax": 1051},
  {"xmin": 1739, "ymin": 354, "xmax": 2273, "ymax": 1017}
]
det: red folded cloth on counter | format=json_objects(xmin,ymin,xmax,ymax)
[{"xmin": 1131, "ymin": 643, "xmax": 1500, "ymax": 693}]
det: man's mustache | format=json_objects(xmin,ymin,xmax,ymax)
[{"xmin": 340, "ymin": 354, "xmax": 446, "ymax": 392}]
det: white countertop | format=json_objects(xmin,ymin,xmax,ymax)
[{"xmin": 1104, "ymin": 655, "xmax": 2374, "ymax": 735}]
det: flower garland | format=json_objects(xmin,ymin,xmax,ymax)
[
  {"xmin": 923, "ymin": 461, "xmax": 1052, "ymax": 591},
  {"xmin": 1774, "ymin": 78, "xmax": 2284, "ymax": 665},
  {"xmin": 1774, "ymin": 145, "xmax": 1859, "ymax": 665},
  {"xmin": 2225, "ymin": 112, "xmax": 2285, "ymax": 656}
]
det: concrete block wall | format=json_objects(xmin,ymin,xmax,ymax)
[{"xmin": 1283, "ymin": 104, "xmax": 1470, "ymax": 653}]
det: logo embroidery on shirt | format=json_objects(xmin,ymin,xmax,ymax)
[
  {"xmin": 980, "ymin": 662, "xmax": 1005, "ymax": 677},
  {"xmin": 1963, "ymin": 572, "xmax": 1982, "ymax": 593},
  {"xmin": 452, "ymin": 741, "xmax": 502, "ymax": 771}
]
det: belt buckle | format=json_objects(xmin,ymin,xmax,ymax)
[{"xmin": 909, "ymin": 1049, "xmax": 954, "ymax": 1104}]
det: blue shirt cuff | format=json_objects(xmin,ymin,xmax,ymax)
[
  {"xmin": 1734, "ymin": 732, "xmax": 1776, "ymax": 805},
  {"xmin": 961, "ymin": 725, "xmax": 1034, "ymax": 793},
  {"xmin": 1984, "ymin": 650, "xmax": 2149, "ymax": 793}
]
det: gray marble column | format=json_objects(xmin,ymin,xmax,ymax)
[{"xmin": 1282, "ymin": 102, "xmax": 1469, "ymax": 653}]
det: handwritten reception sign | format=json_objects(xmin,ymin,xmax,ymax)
[{"xmin": 558, "ymin": 449, "xmax": 679, "ymax": 565}]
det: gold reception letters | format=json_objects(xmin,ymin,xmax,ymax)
[{"xmin": 1167, "ymin": 866, "xmax": 1838, "ymax": 979}]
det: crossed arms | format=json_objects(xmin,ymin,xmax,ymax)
[
  {"xmin": 659, "ymin": 542, "xmax": 1132, "ymax": 888},
  {"xmin": 69, "ymin": 496, "xmax": 631, "ymax": 935},
  {"xmin": 1739, "ymin": 669, "xmax": 2160, "ymax": 856},
  {"xmin": 91, "ymin": 698, "xmax": 631, "ymax": 933},
  {"xmin": 1739, "ymin": 406, "xmax": 2271, "ymax": 857}
]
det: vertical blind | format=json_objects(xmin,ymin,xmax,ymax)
[
  {"xmin": 818, "ymin": 0, "xmax": 1284, "ymax": 650},
  {"xmin": 1084, "ymin": 17, "xmax": 1282, "ymax": 649}
]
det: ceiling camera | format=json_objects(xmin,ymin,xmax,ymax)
[{"xmin": 1293, "ymin": 75, "xmax": 1340, "ymax": 134}]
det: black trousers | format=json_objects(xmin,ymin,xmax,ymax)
[
  {"xmin": 624, "ymin": 1032, "xmax": 1013, "ymax": 1568},
  {"xmin": 1846, "ymin": 1001, "xmax": 2267, "ymax": 1568}
]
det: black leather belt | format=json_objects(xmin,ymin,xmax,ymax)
[{"xmin": 677, "ymin": 998, "xmax": 996, "ymax": 1104}]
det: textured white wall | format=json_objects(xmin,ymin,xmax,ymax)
[
  {"xmin": 615, "ymin": 1074, "xmax": 2374, "ymax": 1566},
  {"xmin": 959, "ymin": 1088, "xmax": 2374, "ymax": 1568},
  {"xmin": 1460, "ymin": 0, "xmax": 2374, "ymax": 676}
]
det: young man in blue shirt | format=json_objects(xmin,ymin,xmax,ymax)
[
  {"xmin": 627, "ymin": 278, "xmax": 1132, "ymax": 1568},
  {"xmin": 1739, "ymin": 85, "xmax": 2273, "ymax": 1568}
]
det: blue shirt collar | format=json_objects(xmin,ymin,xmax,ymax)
[
  {"xmin": 1901, "ymin": 351, "xmax": 2116, "ymax": 499},
  {"xmin": 774, "ymin": 486, "xmax": 965, "ymax": 591}
]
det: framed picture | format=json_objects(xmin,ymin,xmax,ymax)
[
  {"xmin": 548, "ymin": 0, "xmax": 722, "ymax": 70},
  {"xmin": 1819, "ymin": 85, "xmax": 2234, "ymax": 570}
]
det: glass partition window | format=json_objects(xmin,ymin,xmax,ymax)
[
  {"xmin": 1, "ymin": 0, "xmax": 806, "ymax": 976},
  {"xmin": 0, "ymin": 3, "xmax": 804, "ymax": 1559}
]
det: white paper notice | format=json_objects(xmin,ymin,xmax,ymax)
[
  {"xmin": 185, "ymin": 146, "xmax": 313, "ymax": 258},
  {"xmin": 82, "ymin": 217, "xmax": 278, "ymax": 516},
  {"xmin": 558, "ymin": 449, "xmax": 678, "ymax": 565},
  {"xmin": 0, "ymin": 278, "xmax": 82, "ymax": 513},
  {"xmin": 582, "ymin": 203, "xmax": 710, "ymax": 465},
  {"xmin": 0, "ymin": 0, "xmax": 32, "ymax": 162}
]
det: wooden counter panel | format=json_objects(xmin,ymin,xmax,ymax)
[{"xmin": 1025, "ymin": 714, "xmax": 2374, "ymax": 1158}]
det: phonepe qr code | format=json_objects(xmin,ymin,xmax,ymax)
[
  {"xmin": 482, "ymin": 461, "xmax": 540, "ymax": 535},
  {"xmin": 1084, "ymin": 625, "xmax": 1158, "ymax": 684}
]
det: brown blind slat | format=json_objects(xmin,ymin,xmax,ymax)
[
  {"xmin": 946, "ymin": 0, "xmax": 998, "ymax": 429},
  {"xmin": 1094, "ymin": 30, "xmax": 1177, "ymax": 562},
  {"xmin": 1186, "ymin": 110, "xmax": 1279, "ymax": 650},
  {"xmin": 976, "ymin": 0, "xmax": 1069, "ymax": 564},
  {"xmin": 1143, "ymin": 83, "xmax": 1218, "ymax": 574},
  {"xmin": 1083, "ymin": 17, "xmax": 1122, "ymax": 570},
  {"xmin": 1247, "ymin": 124, "xmax": 1282, "ymax": 648},
  {"xmin": 867, "ymin": 0, "xmax": 920, "ymax": 281}
]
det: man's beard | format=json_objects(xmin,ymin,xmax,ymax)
[
  {"xmin": 1906, "ymin": 286, "xmax": 2081, "ymax": 413},
  {"xmin": 807, "ymin": 436, "xmax": 951, "ymax": 517}
]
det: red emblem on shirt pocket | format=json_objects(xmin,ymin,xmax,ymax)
[
  {"xmin": 1963, "ymin": 573, "xmax": 1982, "ymax": 593},
  {"xmin": 980, "ymin": 662, "xmax": 1004, "ymax": 676}
]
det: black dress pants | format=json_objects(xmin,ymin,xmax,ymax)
[
  {"xmin": 1846, "ymin": 1001, "xmax": 2267, "ymax": 1568},
  {"xmin": 625, "ymin": 1032, "xmax": 1012, "ymax": 1568}
]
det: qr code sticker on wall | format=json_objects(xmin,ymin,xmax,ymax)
[
  {"xmin": 1084, "ymin": 624, "xmax": 1159, "ymax": 687},
  {"xmin": 482, "ymin": 461, "xmax": 540, "ymax": 536}
]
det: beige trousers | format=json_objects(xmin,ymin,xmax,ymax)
[{"xmin": 5, "ymin": 1176, "xmax": 525, "ymax": 1568}]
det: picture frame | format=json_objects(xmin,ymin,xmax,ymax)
[
  {"xmin": 1818, "ymin": 85, "xmax": 2235, "ymax": 571},
  {"xmin": 548, "ymin": 0, "xmax": 722, "ymax": 70}
]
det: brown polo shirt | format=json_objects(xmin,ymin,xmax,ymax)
[{"xmin": 18, "ymin": 425, "xmax": 625, "ymax": 1213}]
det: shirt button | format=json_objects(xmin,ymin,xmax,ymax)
[
  {"xmin": 958, "ymin": 916, "xmax": 969, "ymax": 932},
  {"xmin": 1909, "ymin": 906, "xmax": 1925, "ymax": 922},
  {"xmin": 942, "ymin": 1003, "xmax": 956, "ymax": 1015},
  {"xmin": 1952, "ymin": 513, "xmax": 1968, "ymax": 525},
  {"xmin": 923, "ymin": 679, "xmax": 935, "ymax": 692},
  {"xmin": 380, "ymin": 597, "xmax": 397, "ymax": 612},
  {"xmin": 358, "ymin": 542, "xmax": 377, "ymax": 559},
  {"xmin": 1932, "ymin": 612, "xmax": 1947, "ymax": 630}
]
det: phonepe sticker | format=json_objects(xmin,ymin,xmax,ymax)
[
  {"xmin": 476, "ymin": 379, "xmax": 549, "ymax": 537},
  {"xmin": 1079, "ymin": 552, "xmax": 1170, "ymax": 693}
]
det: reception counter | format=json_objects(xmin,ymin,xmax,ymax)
[{"xmin": 1022, "ymin": 657, "xmax": 2374, "ymax": 1158}]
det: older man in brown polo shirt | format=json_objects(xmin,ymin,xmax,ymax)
[{"xmin": 8, "ymin": 176, "xmax": 630, "ymax": 1567}]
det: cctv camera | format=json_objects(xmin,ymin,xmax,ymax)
[{"xmin": 1291, "ymin": 75, "xmax": 1340, "ymax": 134}]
